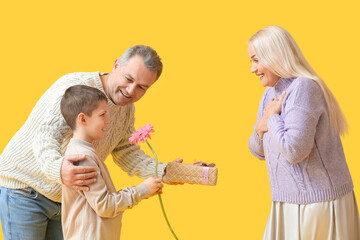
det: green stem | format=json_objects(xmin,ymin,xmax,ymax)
[
  {"xmin": 145, "ymin": 140, "xmax": 158, "ymax": 177},
  {"xmin": 145, "ymin": 140, "xmax": 179, "ymax": 240},
  {"xmin": 158, "ymin": 193, "xmax": 178, "ymax": 240}
]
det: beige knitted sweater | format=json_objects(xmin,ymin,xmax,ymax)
[{"xmin": 0, "ymin": 72, "xmax": 165, "ymax": 202}]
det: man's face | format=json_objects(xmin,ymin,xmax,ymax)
[{"xmin": 106, "ymin": 55, "xmax": 157, "ymax": 106}]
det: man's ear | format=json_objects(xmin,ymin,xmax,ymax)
[
  {"xmin": 112, "ymin": 58, "xmax": 120, "ymax": 71},
  {"xmin": 77, "ymin": 113, "xmax": 87, "ymax": 126}
]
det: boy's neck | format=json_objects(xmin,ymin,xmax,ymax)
[{"xmin": 72, "ymin": 130, "xmax": 94, "ymax": 144}]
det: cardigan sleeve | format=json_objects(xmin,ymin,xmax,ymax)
[
  {"xmin": 111, "ymin": 106, "xmax": 167, "ymax": 178},
  {"xmin": 267, "ymin": 78, "xmax": 324, "ymax": 164},
  {"xmin": 248, "ymin": 90, "xmax": 267, "ymax": 160}
]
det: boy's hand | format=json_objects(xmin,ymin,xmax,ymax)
[
  {"xmin": 143, "ymin": 177, "xmax": 163, "ymax": 197},
  {"xmin": 61, "ymin": 154, "xmax": 97, "ymax": 191}
]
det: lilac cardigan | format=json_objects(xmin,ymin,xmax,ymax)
[{"xmin": 249, "ymin": 77, "xmax": 353, "ymax": 204}]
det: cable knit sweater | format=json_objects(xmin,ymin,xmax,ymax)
[
  {"xmin": 249, "ymin": 77, "xmax": 353, "ymax": 204},
  {"xmin": 0, "ymin": 72, "xmax": 166, "ymax": 203}
]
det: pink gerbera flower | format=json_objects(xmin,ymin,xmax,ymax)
[
  {"xmin": 129, "ymin": 123, "xmax": 154, "ymax": 144},
  {"xmin": 128, "ymin": 123, "xmax": 178, "ymax": 239}
]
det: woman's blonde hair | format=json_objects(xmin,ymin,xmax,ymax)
[{"xmin": 249, "ymin": 25, "xmax": 348, "ymax": 135}]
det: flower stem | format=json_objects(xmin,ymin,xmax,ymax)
[
  {"xmin": 145, "ymin": 140, "xmax": 179, "ymax": 240},
  {"xmin": 145, "ymin": 140, "xmax": 158, "ymax": 177},
  {"xmin": 158, "ymin": 193, "xmax": 178, "ymax": 240}
]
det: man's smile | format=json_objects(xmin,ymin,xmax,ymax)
[{"xmin": 120, "ymin": 89, "xmax": 131, "ymax": 98}]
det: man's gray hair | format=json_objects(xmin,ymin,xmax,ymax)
[{"xmin": 118, "ymin": 45, "xmax": 163, "ymax": 80}]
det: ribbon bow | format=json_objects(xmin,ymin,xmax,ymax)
[{"xmin": 193, "ymin": 161, "xmax": 216, "ymax": 167}]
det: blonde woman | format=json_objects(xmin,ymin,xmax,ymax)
[{"xmin": 248, "ymin": 26, "xmax": 360, "ymax": 239}]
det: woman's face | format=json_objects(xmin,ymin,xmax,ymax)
[{"xmin": 248, "ymin": 44, "xmax": 280, "ymax": 87}]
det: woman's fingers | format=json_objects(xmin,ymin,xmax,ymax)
[{"xmin": 279, "ymin": 91, "xmax": 286, "ymax": 103}]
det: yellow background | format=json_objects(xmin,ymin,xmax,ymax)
[{"xmin": 1, "ymin": 0, "xmax": 359, "ymax": 239}]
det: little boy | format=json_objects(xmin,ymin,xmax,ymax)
[{"xmin": 60, "ymin": 85, "xmax": 163, "ymax": 240}]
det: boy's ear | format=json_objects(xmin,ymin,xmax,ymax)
[{"xmin": 77, "ymin": 113, "xmax": 87, "ymax": 126}]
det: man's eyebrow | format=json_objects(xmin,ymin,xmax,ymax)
[
  {"xmin": 250, "ymin": 54, "xmax": 256, "ymax": 58},
  {"xmin": 124, "ymin": 73, "xmax": 135, "ymax": 80},
  {"xmin": 125, "ymin": 73, "xmax": 150, "ymax": 88},
  {"xmin": 141, "ymin": 84, "xmax": 150, "ymax": 88}
]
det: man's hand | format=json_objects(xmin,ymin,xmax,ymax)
[
  {"xmin": 162, "ymin": 158, "xmax": 183, "ymax": 185},
  {"xmin": 60, "ymin": 154, "xmax": 97, "ymax": 191}
]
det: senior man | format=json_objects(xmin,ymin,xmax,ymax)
[{"xmin": 0, "ymin": 45, "xmax": 181, "ymax": 240}]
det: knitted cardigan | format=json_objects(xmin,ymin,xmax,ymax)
[{"xmin": 249, "ymin": 77, "xmax": 353, "ymax": 204}]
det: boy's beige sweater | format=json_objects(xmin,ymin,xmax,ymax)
[
  {"xmin": 62, "ymin": 138, "xmax": 149, "ymax": 240},
  {"xmin": 0, "ymin": 72, "xmax": 165, "ymax": 202}
]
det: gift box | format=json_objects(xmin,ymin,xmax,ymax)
[{"xmin": 165, "ymin": 162, "xmax": 218, "ymax": 185}]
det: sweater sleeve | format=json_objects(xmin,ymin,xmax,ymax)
[
  {"xmin": 111, "ymin": 106, "xmax": 167, "ymax": 178},
  {"xmin": 248, "ymin": 90, "xmax": 267, "ymax": 160},
  {"xmin": 267, "ymin": 78, "xmax": 323, "ymax": 164},
  {"xmin": 81, "ymin": 155, "xmax": 150, "ymax": 218},
  {"xmin": 32, "ymin": 89, "xmax": 69, "ymax": 184}
]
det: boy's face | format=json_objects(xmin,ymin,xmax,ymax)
[{"xmin": 84, "ymin": 100, "xmax": 110, "ymax": 141}]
